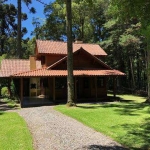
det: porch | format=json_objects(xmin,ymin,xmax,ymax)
[{"xmin": 14, "ymin": 76, "xmax": 117, "ymax": 107}]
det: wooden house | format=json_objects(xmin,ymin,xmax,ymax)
[{"xmin": 0, "ymin": 40, "xmax": 125, "ymax": 107}]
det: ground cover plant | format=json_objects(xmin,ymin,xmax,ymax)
[
  {"xmin": 0, "ymin": 111, "xmax": 33, "ymax": 150},
  {"xmin": 55, "ymin": 95, "xmax": 150, "ymax": 150},
  {"xmin": 1, "ymin": 98, "xmax": 20, "ymax": 108}
]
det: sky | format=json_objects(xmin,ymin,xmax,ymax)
[{"xmin": 6, "ymin": 0, "xmax": 55, "ymax": 39}]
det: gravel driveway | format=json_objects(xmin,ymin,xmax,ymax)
[{"xmin": 17, "ymin": 106, "xmax": 127, "ymax": 150}]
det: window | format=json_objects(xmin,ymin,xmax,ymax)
[{"xmin": 30, "ymin": 83, "xmax": 36, "ymax": 89}]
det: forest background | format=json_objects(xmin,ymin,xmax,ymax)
[{"xmin": 0, "ymin": 0, "xmax": 149, "ymax": 96}]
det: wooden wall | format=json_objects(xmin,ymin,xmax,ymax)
[
  {"xmin": 45, "ymin": 55, "xmax": 65, "ymax": 67},
  {"xmin": 49, "ymin": 76, "xmax": 107, "ymax": 101},
  {"xmin": 53, "ymin": 50, "xmax": 107, "ymax": 70}
]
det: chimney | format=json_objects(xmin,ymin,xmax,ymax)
[
  {"xmin": 30, "ymin": 56, "xmax": 36, "ymax": 70},
  {"xmin": 75, "ymin": 40, "xmax": 83, "ymax": 44}
]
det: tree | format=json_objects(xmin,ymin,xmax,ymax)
[
  {"xmin": 109, "ymin": 0, "xmax": 150, "ymax": 102},
  {"xmin": 101, "ymin": 16, "xmax": 146, "ymax": 91},
  {"xmin": 17, "ymin": 0, "xmax": 21, "ymax": 58},
  {"xmin": 66, "ymin": 0, "xmax": 75, "ymax": 106},
  {"xmin": 0, "ymin": 2, "xmax": 27, "ymax": 56},
  {"xmin": 17, "ymin": 0, "xmax": 36, "ymax": 58},
  {"xmin": 35, "ymin": 0, "xmax": 108, "ymax": 42}
]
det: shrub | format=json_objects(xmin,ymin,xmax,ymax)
[{"xmin": 1, "ymin": 87, "xmax": 10, "ymax": 98}]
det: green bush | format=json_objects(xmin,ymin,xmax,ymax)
[{"xmin": 1, "ymin": 87, "xmax": 10, "ymax": 98}]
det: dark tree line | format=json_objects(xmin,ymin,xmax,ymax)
[{"xmin": 1, "ymin": 0, "xmax": 150, "ymax": 100}]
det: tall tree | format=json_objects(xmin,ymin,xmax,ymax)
[
  {"xmin": 0, "ymin": 2, "xmax": 27, "ymax": 56},
  {"xmin": 109, "ymin": 0, "xmax": 150, "ymax": 102},
  {"xmin": 36, "ymin": 0, "xmax": 108, "ymax": 42},
  {"xmin": 66, "ymin": 0, "xmax": 75, "ymax": 106},
  {"xmin": 17, "ymin": 0, "xmax": 36, "ymax": 58},
  {"xmin": 17, "ymin": 0, "xmax": 21, "ymax": 58}
]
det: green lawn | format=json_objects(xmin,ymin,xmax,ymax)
[
  {"xmin": 55, "ymin": 95, "xmax": 150, "ymax": 150},
  {"xmin": 0, "ymin": 111, "xmax": 33, "ymax": 150}
]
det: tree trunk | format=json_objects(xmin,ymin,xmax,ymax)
[
  {"xmin": 129, "ymin": 56, "xmax": 135, "ymax": 91},
  {"xmin": 0, "ymin": 18, "xmax": 5, "ymax": 54},
  {"xmin": 66, "ymin": 0, "xmax": 75, "ymax": 106},
  {"xmin": 17, "ymin": 0, "xmax": 21, "ymax": 58},
  {"xmin": 146, "ymin": 41, "xmax": 150, "ymax": 103}
]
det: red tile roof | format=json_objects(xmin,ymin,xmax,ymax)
[
  {"xmin": 36, "ymin": 40, "xmax": 107, "ymax": 56},
  {"xmin": 0, "ymin": 59, "xmax": 41, "ymax": 77},
  {"xmin": 13, "ymin": 68, "xmax": 125, "ymax": 77}
]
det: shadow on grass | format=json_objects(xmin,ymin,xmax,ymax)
[
  {"xmin": 101, "ymin": 96, "xmax": 150, "ymax": 149},
  {"xmin": 99, "ymin": 96, "xmax": 149, "ymax": 116},
  {"xmin": 76, "ymin": 96, "xmax": 150, "ymax": 150},
  {"xmin": 77, "ymin": 96, "xmax": 149, "ymax": 115},
  {"xmin": 77, "ymin": 105, "xmax": 102, "ymax": 109},
  {"xmin": 0, "ymin": 111, "xmax": 4, "ymax": 115},
  {"xmin": 78, "ymin": 144, "xmax": 128, "ymax": 150},
  {"xmin": 120, "ymin": 117, "xmax": 150, "ymax": 150}
]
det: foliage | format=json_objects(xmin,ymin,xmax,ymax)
[
  {"xmin": 33, "ymin": 0, "xmax": 108, "ymax": 42},
  {"xmin": 107, "ymin": 0, "xmax": 150, "ymax": 101},
  {"xmin": 101, "ymin": 4, "xmax": 146, "ymax": 91},
  {"xmin": 1, "ymin": 87, "xmax": 9, "ymax": 98},
  {"xmin": 0, "ymin": 54, "xmax": 7, "ymax": 65},
  {"xmin": 0, "ymin": 112, "xmax": 33, "ymax": 150},
  {"xmin": 1, "ymin": 0, "xmax": 150, "ymax": 95},
  {"xmin": 22, "ymin": 38, "xmax": 35, "ymax": 58},
  {"xmin": 1, "ymin": 97, "xmax": 20, "ymax": 108},
  {"xmin": 55, "ymin": 95, "xmax": 150, "ymax": 149},
  {"xmin": 0, "ymin": 2, "xmax": 27, "ymax": 55}
]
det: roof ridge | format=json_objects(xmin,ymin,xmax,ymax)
[
  {"xmin": 36, "ymin": 39, "xmax": 66, "ymax": 43},
  {"xmin": 36, "ymin": 39, "xmax": 100, "ymax": 45},
  {"xmin": 2, "ymin": 59, "xmax": 29, "ymax": 61},
  {"xmin": 73, "ymin": 42, "xmax": 99, "ymax": 45}
]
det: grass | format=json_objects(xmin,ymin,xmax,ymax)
[
  {"xmin": 1, "ymin": 97, "xmax": 20, "ymax": 108},
  {"xmin": 0, "ymin": 111, "xmax": 33, "ymax": 150},
  {"xmin": 55, "ymin": 94, "xmax": 150, "ymax": 150}
]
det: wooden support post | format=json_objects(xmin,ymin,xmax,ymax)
[
  {"xmin": 113, "ymin": 77, "xmax": 117, "ymax": 98},
  {"xmin": 74, "ymin": 77, "xmax": 77, "ymax": 101},
  {"xmin": 48, "ymin": 78, "xmax": 51, "ymax": 98},
  {"xmin": 53, "ymin": 77, "xmax": 55, "ymax": 101},
  {"xmin": 20, "ymin": 78, "xmax": 23, "ymax": 107},
  {"xmin": 90, "ymin": 77, "xmax": 92, "ymax": 98},
  {"xmin": 95, "ymin": 76, "xmax": 97, "ymax": 100}
]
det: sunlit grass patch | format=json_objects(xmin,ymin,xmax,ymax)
[
  {"xmin": 55, "ymin": 95, "xmax": 150, "ymax": 150},
  {"xmin": 0, "ymin": 112, "xmax": 33, "ymax": 150}
]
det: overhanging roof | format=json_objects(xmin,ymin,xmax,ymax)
[{"xmin": 12, "ymin": 69, "xmax": 125, "ymax": 77}]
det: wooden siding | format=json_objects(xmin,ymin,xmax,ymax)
[
  {"xmin": 45, "ymin": 55, "xmax": 65, "ymax": 67},
  {"xmin": 53, "ymin": 50, "xmax": 107, "ymax": 70},
  {"xmin": 50, "ymin": 77, "xmax": 107, "ymax": 100}
]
